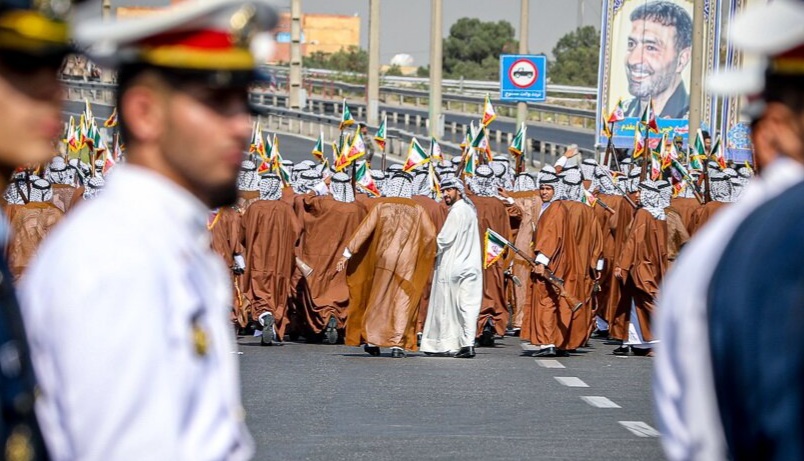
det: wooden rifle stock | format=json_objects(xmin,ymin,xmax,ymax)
[{"xmin": 502, "ymin": 240, "xmax": 584, "ymax": 313}]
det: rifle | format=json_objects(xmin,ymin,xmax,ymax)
[
  {"xmin": 600, "ymin": 168, "xmax": 638, "ymax": 210},
  {"xmin": 596, "ymin": 196, "xmax": 616, "ymax": 215},
  {"xmin": 489, "ymin": 229, "xmax": 584, "ymax": 313}
]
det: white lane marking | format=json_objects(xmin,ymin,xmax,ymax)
[
  {"xmin": 581, "ymin": 396, "xmax": 621, "ymax": 408},
  {"xmin": 535, "ymin": 359, "xmax": 565, "ymax": 368},
  {"xmin": 554, "ymin": 376, "xmax": 589, "ymax": 387},
  {"xmin": 619, "ymin": 421, "xmax": 660, "ymax": 437}
]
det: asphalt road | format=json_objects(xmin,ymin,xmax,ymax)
[{"xmin": 237, "ymin": 334, "xmax": 663, "ymax": 461}]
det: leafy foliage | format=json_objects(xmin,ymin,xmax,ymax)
[
  {"xmin": 442, "ymin": 18, "xmax": 518, "ymax": 80},
  {"xmin": 304, "ymin": 46, "xmax": 369, "ymax": 73},
  {"xmin": 548, "ymin": 26, "xmax": 600, "ymax": 87}
]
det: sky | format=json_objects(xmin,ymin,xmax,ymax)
[{"xmin": 291, "ymin": 0, "xmax": 603, "ymax": 65}]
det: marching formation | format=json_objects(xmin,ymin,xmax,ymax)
[{"xmin": 196, "ymin": 94, "xmax": 749, "ymax": 360}]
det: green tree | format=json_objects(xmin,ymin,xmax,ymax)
[
  {"xmin": 304, "ymin": 46, "xmax": 369, "ymax": 73},
  {"xmin": 384, "ymin": 64, "xmax": 403, "ymax": 77},
  {"xmin": 416, "ymin": 65, "xmax": 430, "ymax": 78},
  {"xmin": 548, "ymin": 26, "xmax": 600, "ymax": 87},
  {"xmin": 443, "ymin": 18, "xmax": 518, "ymax": 81}
]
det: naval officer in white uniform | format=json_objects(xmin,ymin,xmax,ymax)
[{"xmin": 19, "ymin": 1, "xmax": 278, "ymax": 460}]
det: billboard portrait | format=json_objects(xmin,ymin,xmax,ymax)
[{"xmin": 597, "ymin": 0, "xmax": 720, "ymax": 149}]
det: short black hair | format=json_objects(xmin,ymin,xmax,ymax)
[
  {"xmin": 630, "ymin": 1, "xmax": 693, "ymax": 52},
  {"xmin": 702, "ymin": 130, "xmax": 711, "ymax": 140}
]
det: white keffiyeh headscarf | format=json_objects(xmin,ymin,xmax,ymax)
[
  {"xmin": 330, "ymin": 173, "xmax": 355, "ymax": 203},
  {"xmin": 29, "ymin": 179, "xmax": 53, "ymax": 203},
  {"xmin": 237, "ymin": 160, "xmax": 259, "ymax": 191},
  {"xmin": 258, "ymin": 174, "xmax": 282, "ymax": 201},
  {"xmin": 385, "ymin": 172, "xmax": 414, "ymax": 198},
  {"xmin": 639, "ymin": 180, "xmax": 665, "ymax": 220},
  {"xmin": 470, "ymin": 165, "xmax": 496, "ymax": 197}
]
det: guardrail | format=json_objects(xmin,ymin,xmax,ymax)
[
  {"xmin": 264, "ymin": 65, "xmax": 598, "ymax": 96},
  {"xmin": 272, "ymin": 73, "xmax": 596, "ymax": 130},
  {"xmin": 61, "ymin": 79, "xmax": 592, "ymax": 169}
]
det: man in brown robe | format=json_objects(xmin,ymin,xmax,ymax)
[
  {"xmin": 236, "ymin": 160, "xmax": 260, "ymax": 210},
  {"xmin": 506, "ymin": 172, "xmax": 542, "ymax": 336},
  {"xmin": 240, "ymin": 173, "xmax": 301, "ymax": 345},
  {"xmin": 7, "ymin": 179, "xmax": 63, "ymax": 281},
  {"xmin": 209, "ymin": 205, "xmax": 246, "ymax": 329},
  {"xmin": 689, "ymin": 171, "xmax": 730, "ymax": 235},
  {"xmin": 669, "ymin": 179, "xmax": 702, "ymax": 233},
  {"xmin": 294, "ymin": 173, "xmax": 366, "ymax": 344},
  {"xmin": 335, "ymin": 172, "xmax": 436, "ymax": 358},
  {"xmin": 45, "ymin": 156, "xmax": 79, "ymax": 213},
  {"xmin": 590, "ymin": 166, "xmax": 635, "ymax": 340},
  {"xmin": 525, "ymin": 170, "xmax": 603, "ymax": 357},
  {"xmin": 67, "ymin": 175, "xmax": 104, "ymax": 210},
  {"xmin": 614, "ymin": 180, "xmax": 669, "ymax": 356},
  {"xmin": 468, "ymin": 165, "xmax": 521, "ymax": 346}
]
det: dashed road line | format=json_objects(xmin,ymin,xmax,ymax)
[
  {"xmin": 581, "ymin": 396, "xmax": 621, "ymax": 408},
  {"xmin": 619, "ymin": 421, "xmax": 660, "ymax": 437},
  {"xmin": 535, "ymin": 359, "xmax": 565, "ymax": 368},
  {"xmin": 554, "ymin": 376, "xmax": 589, "ymax": 387}
]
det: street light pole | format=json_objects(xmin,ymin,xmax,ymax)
[
  {"xmin": 517, "ymin": 0, "xmax": 529, "ymax": 129},
  {"xmin": 289, "ymin": 0, "xmax": 302, "ymax": 110},
  {"xmin": 367, "ymin": 0, "xmax": 380, "ymax": 126},
  {"xmin": 429, "ymin": 0, "xmax": 443, "ymax": 138}
]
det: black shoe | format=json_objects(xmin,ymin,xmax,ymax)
[
  {"xmin": 454, "ymin": 346, "xmax": 476, "ymax": 358},
  {"xmin": 479, "ymin": 319, "xmax": 495, "ymax": 347},
  {"xmin": 260, "ymin": 313, "xmax": 276, "ymax": 346},
  {"xmin": 505, "ymin": 328, "xmax": 521, "ymax": 337},
  {"xmin": 390, "ymin": 348, "xmax": 406, "ymax": 358},
  {"xmin": 612, "ymin": 345, "xmax": 631, "ymax": 356},
  {"xmin": 632, "ymin": 347, "xmax": 654, "ymax": 357},
  {"xmin": 532, "ymin": 346, "xmax": 557, "ymax": 357},
  {"xmin": 591, "ymin": 329, "xmax": 609, "ymax": 339},
  {"xmin": 364, "ymin": 344, "xmax": 381, "ymax": 356},
  {"xmin": 324, "ymin": 316, "xmax": 338, "ymax": 345}
]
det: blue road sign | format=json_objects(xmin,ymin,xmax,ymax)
[{"xmin": 500, "ymin": 54, "xmax": 547, "ymax": 103}]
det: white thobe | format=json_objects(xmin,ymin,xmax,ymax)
[
  {"xmin": 654, "ymin": 157, "xmax": 804, "ymax": 461},
  {"xmin": 420, "ymin": 199, "xmax": 483, "ymax": 353},
  {"xmin": 20, "ymin": 166, "xmax": 253, "ymax": 461}
]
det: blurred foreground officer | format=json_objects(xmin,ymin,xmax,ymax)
[
  {"xmin": 706, "ymin": 1, "xmax": 804, "ymax": 458},
  {"xmin": 0, "ymin": 0, "xmax": 77, "ymax": 461},
  {"xmin": 0, "ymin": 0, "xmax": 78, "ymax": 459},
  {"xmin": 20, "ymin": 1, "xmax": 278, "ymax": 460},
  {"xmin": 655, "ymin": 1, "xmax": 804, "ymax": 459}
]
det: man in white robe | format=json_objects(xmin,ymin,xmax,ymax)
[{"xmin": 420, "ymin": 177, "xmax": 483, "ymax": 358}]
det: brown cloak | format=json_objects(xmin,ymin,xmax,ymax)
[
  {"xmin": 240, "ymin": 200, "xmax": 301, "ymax": 338},
  {"xmin": 523, "ymin": 201, "xmax": 603, "ymax": 350},
  {"xmin": 7, "ymin": 202, "xmax": 63, "ymax": 281},
  {"xmin": 295, "ymin": 195, "xmax": 366, "ymax": 335},
  {"xmin": 507, "ymin": 191, "xmax": 542, "ymax": 330},
  {"xmin": 596, "ymin": 195, "xmax": 635, "ymax": 340},
  {"xmin": 688, "ymin": 201, "xmax": 726, "ymax": 235},
  {"xmin": 471, "ymin": 195, "xmax": 517, "ymax": 337},
  {"xmin": 51, "ymin": 184, "xmax": 78, "ymax": 213},
  {"xmin": 616, "ymin": 209, "xmax": 669, "ymax": 342},
  {"xmin": 209, "ymin": 207, "xmax": 244, "ymax": 326},
  {"xmin": 344, "ymin": 198, "xmax": 436, "ymax": 350}
]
